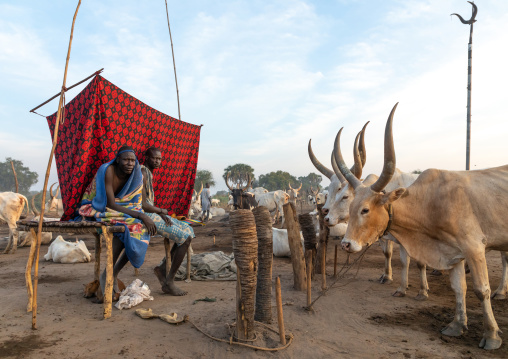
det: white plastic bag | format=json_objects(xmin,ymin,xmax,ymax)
[{"xmin": 115, "ymin": 279, "xmax": 154, "ymax": 310}]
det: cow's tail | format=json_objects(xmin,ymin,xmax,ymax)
[{"xmin": 20, "ymin": 194, "xmax": 29, "ymax": 217}]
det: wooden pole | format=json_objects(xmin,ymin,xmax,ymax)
[
  {"xmin": 31, "ymin": 0, "xmax": 81, "ymax": 330},
  {"xmin": 282, "ymin": 203, "xmax": 307, "ymax": 291},
  {"xmin": 25, "ymin": 228, "xmax": 37, "ymax": 312},
  {"xmin": 275, "ymin": 277, "xmax": 286, "ymax": 345},
  {"xmin": 315, "ymin": 204, "xmax": 329, "ymax": 274},
  {"xmin": 164, "ymin": 0, "xmax": 181, "ymax": 120},
  {"xmin": 306, "ymin": 251, "xmax": 312, "ymax": 307},
  {"xmin": 103, "ymin": 226, "xmax": 114, "ymax": 319},
  {"xmin": 10, "ymin": 161, "xmax": 18, "ymax": 193},
  {"xmin": 29, "ymin": 68, "xmax": 104, "ymax": 113},
  {"xmin": 321, "ymin": 244, "xmax": 327, "ymax": 291},
  {"xmin": 333, "ymin": 244, "xmax": 338, "ymax": 277}
]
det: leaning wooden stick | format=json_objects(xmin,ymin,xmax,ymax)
[
  {"xmin": 10, "ymin": 161, "xmax": 18, "ymax": 193},
  {"xmin": 164, "ymin": 0, "xmax": 181, "ymax": 120},
  {"xmin": 31, "ymin": 0, "xmax": 81, "ymax": 330},
  {"xmin": 275, "ymin": 277, "xmax": 286, "ymax": 345},
  {"xmin": 25, "ymin": 228, "xmax": 38, "ymax": 312}
]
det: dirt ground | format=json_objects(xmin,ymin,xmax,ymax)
[{"xmin": 1, "ymin": 210, "xmax": 507, "ymax": 359}]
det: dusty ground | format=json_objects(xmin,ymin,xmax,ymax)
[{"xmin": 1, "ymin": 210, "xmax": 507, "ymax": 359}]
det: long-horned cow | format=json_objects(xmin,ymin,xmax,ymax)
[
  {"xmin": 0, "ymin": 191, "xmax": 29, "ymax": 254},
  {"xmin": 226, "ymin": 173, "xmax": 257, "ymax": 210},
  {"xmin": 336, "ymin": 103, "xmax": 507, "ymax": 350},
  {"xmin": 286, "ymin": 182, "xmax": 302, "ymax": 206},
  {"xmin": 325, "ymin": 127, "xmax": 428, "ymax": 299}
]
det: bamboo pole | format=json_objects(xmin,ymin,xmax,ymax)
[
  {"xmin": 31, "ymin": 0, "xmax": 81, "ymax": 329},
  {"xmin": 275, "ymin": 277, "xmax": 286, "ymax": 345},
  {"xmin": 29, "ymin": 68, "xmax": 103, "ymax": 113},
  {"xmin": 164, "ymin": 0, "xmax": 181, "ymax": 120},
  {"xmin": 10, "ymin": 161, "xmax": 18, "ymax": 193}
]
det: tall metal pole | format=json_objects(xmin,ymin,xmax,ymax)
[{"xmin": 452, "ymin": 1, "xmax": 478, "ymax": 171}]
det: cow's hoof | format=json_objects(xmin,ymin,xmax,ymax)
[
  {"xmin": 491, "ymin": 291, "xmax": 507, "ymax": 300},
  {"xmin": 479, "ymin": 334, "xmax": 502, "ymax": 350},
  {"xmin": 414, "ymin": 292, "xmax": 428, "ymax": 301},
  {"xmin": 378, "ymin": 275, "xmax": 393, "ymax": 284},
  {"xmin": 441, "ymin": 321, "xmax": 466, "ymax": 337},
  {"xmin": 392, "ymin": 290, "xmax": 405, "ymax": 298}
]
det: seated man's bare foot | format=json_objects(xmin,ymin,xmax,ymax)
[
  {"xmin": 153, "ymin": 263, "xmax": 166, "ymax": 286},
  {"xmin": 162, "ymin": 280, "xmax": 187, "ymax": 296}
]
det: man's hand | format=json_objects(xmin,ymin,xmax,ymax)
[
  {"xmin": 139, "ymin": 213, "xmax": 157, "ymax": 235},
  {"xmin": 159, "ymin": 213, "xmax": 172, "ymax": 226}
]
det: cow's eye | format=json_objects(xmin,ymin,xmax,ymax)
[
  {"xmin": 361, "ymin": 208, "xmax": 369, "ymax": 214},
  {"xmin": 343, "ymin": 195, "xmax": 349, "ymax": 200}
]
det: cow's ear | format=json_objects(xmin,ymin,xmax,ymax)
[{"xmin": 380, "ymin": 188, "xmax": 406, "ymax": 205}]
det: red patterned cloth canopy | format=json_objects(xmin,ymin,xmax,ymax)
[{"xmin": 47, "ymin": 75, "xmax": 201, "ymax": 221}]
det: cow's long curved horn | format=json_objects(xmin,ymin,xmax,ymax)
[
  {"xmin": 49, "ymin": 182, "xmax": 57, "ymax": 198},
  {"xmin": 359, "ymin": 121, "xmax": 369, "ymax": 167},
  {"xmin": 242, "ymin": 174, "xmax": 251, "ymax": 191},
  {"xmin": 198, "ymin": 182, "xmax": 203, "ymax": 196},
  {"xmin": 371, "ymin": 103, "xmax": 398, "ymax": 192},
  {"xmin": 352, "ymin": 131, "xmax": 363, "ymax": 179},
  {"xmin": 330, "ymin": 153, "xmax": 347, "ymax": 184},
  {"xmin": 297, "ymin": 182, "xmax": 302, "ymax": 191},
  {"xmin": 288, "ymin": 182, "xmax": 293, "ymax": 190},
  {"xmin": 55, "ymin": 185, "xmax": 60, "ymax": 198},
  {"xmin": 308, "ymin": 139, "xmax": 334, "ymax": 179},
  {"xmin": 333, "ymin": 128, "xmax": 362, "ymax": 190},
  {"xmin": 225, "ymin": 173, "xmax": 233, "ymax": 191},
  {"xmin": 451, "ymin": 2, "xmax": 478, "ymax": 25},
  {"xmin": 32, "ymin": 193, "xmax": 40, "ymax": 216}
]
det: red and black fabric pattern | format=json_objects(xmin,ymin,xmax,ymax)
[{"xmin": 47, "ymin": 75, "xmax": 201, "ymax": 221}]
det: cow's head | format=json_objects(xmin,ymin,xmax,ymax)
[
  {"xmin": 48, "ymin": 183, "xmax": 60, "ymax": 212},
  {"xmin": 226, "ymin": 172, "xmax": 251, "ymax": 210},
  {"xmin": 335, "ymin": 104, "xmax": 405, "ymax": 253},
  {"xmin": 309, "ymin": 122, "xmax": 368, "ymax": 219},
  {"xmin": 287, "ymin": 182, "xmax": 302, "ymax": 201}
]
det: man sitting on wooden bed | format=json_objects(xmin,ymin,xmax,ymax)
[
  {"xmin": 141, "ymin": 146, "xmax": 194, "ymax": 296},
  {"xmin": 77, "ymin": 146, "xmax": 157, "ymax": 299}
]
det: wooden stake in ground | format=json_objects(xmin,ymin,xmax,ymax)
[
  {"xmin": 315, "ymin": 203, "xmax": 329, "ymax": 274},
  {"xmin": 102, "ymin": 226, "xmax": 114, "ymax": 319},
  {"xmin": 30, "ymin": 0, "xmax": 81, "ymax": 330},
  {"xmin": 275, "ymin": 277, "xmax": 286, "ymax": 345},
  {"xmin": 10, "ymin": 161, "xmax": 18, "ymax": 193},
  {"xmin": 282, "ymin": 203, "xmax": 307, "ymax": 291},
  {"xmin": 25, "ymin": 228, "xmax": 37, "ymax": 312}
]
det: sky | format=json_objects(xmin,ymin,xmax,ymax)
[{"xmin": 1, "ymin": 0, "xmax": 508, "ymax": 194}]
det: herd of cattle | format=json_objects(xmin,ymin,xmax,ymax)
[{"xmin": 1, "ymin": 102, "xmax": 507, "ymax": 350}]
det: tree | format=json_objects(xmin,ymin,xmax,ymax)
[
  {"xmin": 412, "ymin": 169, "xmax": 422, "ymax": 174},
  {"xmin": 194, "ymin": 169, "xmax": 215, "ymax": 191},
  {"xmin": 223, "ymin": 163, "xmax": 255, "ymax": 188},
  {"xmin": 297, "ymin": 172, "xmax": 323, "ymax": 193},
  {"xmin": 0, "ymin": 157, "xmax": 38, "ymax": 194},
  {"xmin": 258, "ymin": 170, "xmax": 298, "ymax": 191}
]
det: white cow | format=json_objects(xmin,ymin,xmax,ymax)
[
  {"xmin": 210, "ymin": 207, "xmax": 225, "ymax": 217},
  {"xmin": 250, "ymin": 187, "xmax": 269, "ymax": 195},
  {"xmin": 211, "ymin": 198, "xmax": 220, "ymax": 207},
  {"xmin": 1, "ymin": 191, "xmax": 29, "ymax": 254},
  {"xmin": 256, "ymin": 190, "xmax": 289, "ymax": 224},
  {"xmin": 286, "ymin": 182, "xmax": 302, "ymax": 206},
  {"xmin": 272, "ymin": 228, "xmax": 305, "ymax": 257},
  {"xmin": 44, "ymin": 236, "xmax": 91, "ymax": 263},
  {"xmin": 48, "ymin": 183, "xmax": 64, "ymax": 215},
  {"xmin": 18, "ymin": 231, "xmax": 53, "ymax": 247}
]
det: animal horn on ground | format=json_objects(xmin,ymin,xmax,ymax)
[
  {"xmin": 333, "ymin": 128, "xmax": 362, "ymax": 190},
  {"xmin": 352, "ymin": 131, "xmax": 363, "ymax": 179},
  {"xmin": 308, "ymin": 139, "xmax": 335, "ymax": 179},
  {"xmin": 330, "ymin": 153, "xmax": 347, "ymax": 184},
  {"xmin": 225, "ymin": 172, "xmax": 234, "ymax": 191},
  {"xmin": 451, "ymin": 1, "xmax": 478, "ymax": 25},
  {"xmin": 49, "ymin": 182, "xmax": 57, "ymax": 198},
  {"xmin": 32, "ymin": 193, "xmax": 40, "ymax": 216},
  {"xmin": 370, "ymin": 103, "xmax": 398, "ymax": 193},
  {"xmin": 359, "ymin": 121, "xmax": 369, "ymax": 167}
]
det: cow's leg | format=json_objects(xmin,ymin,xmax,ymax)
[
  {"xmin": 10, "ymin": 228, "xmax": 19, "ymax": 254},
  {"xmin": 393, "ymin": 244, "xmax": 410, "ymax": 296},
  {"xmin": 3, "ymin": 229, "xmax": 13, "ymax": 254},
  {"xmin": 379, "ymin": 238, "xmax": 393, "ymax": 284},
  {"xmin": 414, "ymin": 260, "xmax": 429, "ymax": 301},
  {"xmin": 442, "ymin": 260, "xmax": 468, "ymax": 337},
  {"xmin": 491, "ymin": 251, "xmax": 508, "ymax": 300},
  {"xmin": 466, "ymin": 251, "xmax": 502, "ymax": 350}
]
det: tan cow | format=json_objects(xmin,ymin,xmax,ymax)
[
  {"xmin": 1, "ymin": 192, "xmax": 29, "ymax": 254},
  {"xmin": 335, "ymin": 103, "xmax": 506, "ymax": 350}
]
